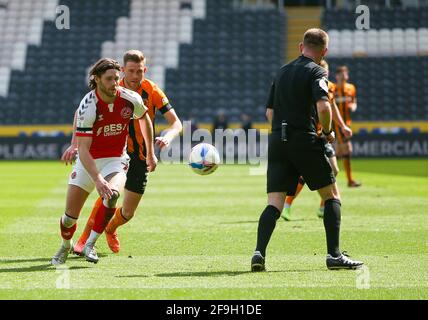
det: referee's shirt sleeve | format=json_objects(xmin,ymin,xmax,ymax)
[
  {"xmin": 311, "ymin": 67, "xmax": 329, "ymax": 102},
  {"xmin": 266, "ymin": 81, "xmax": 275, "ymax": 109}
]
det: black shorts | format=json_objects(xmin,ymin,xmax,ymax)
[
  {"xmin": 125, "ymin": 153, "xmax": 149, "ymax": 194},
  {"xmin": 267, "ymin": 132, "xmax": 335, "ymax": 195}
]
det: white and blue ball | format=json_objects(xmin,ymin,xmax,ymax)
[{"xmin": 189, "ymin": 143, "xmax": 220, "ymax": 175}]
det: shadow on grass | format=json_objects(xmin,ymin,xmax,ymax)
[
  {"xmin": 218, "ymin": 221, "xmax": 258, "ymax": 225},
  {"xmin": 154, "ymin": 270, "xmax": 301, "ymax": 277},
  {"xmin": 115, "ymin": 268, "xmax": 321, "ymax": 278},
  {"xmin": 0, "ymin": 256, "xmax": 82, "ymax": 264},
  {"xmin": 220, "ymin": 218, "xmax": 314, "ymax": 225},
  {"xmin": 0, "ymin": 264, "xmax": 90, "ymax": 273}
]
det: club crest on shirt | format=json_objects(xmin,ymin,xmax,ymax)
[{"xmin": 121, "ymin": 106, "xmax": 133, "ymax": 119}]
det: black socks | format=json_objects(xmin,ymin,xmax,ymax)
[
  {"xmin": 255, "ymin": 205, "xmax": 281, "ymax": 257},
  {"xmin": 323, "ymin": 199, "xmax": 342, "ymax": 257}
]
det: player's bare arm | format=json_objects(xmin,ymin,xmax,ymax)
[
  {"xmin": 155, "ymin": 109, "xmax": 182, "ymax": 149},
  {"xmin": 317, "ymin": 99, "xmax": 335, "ymax": 143},
  {"xmin": 331, "ymin": 99, "xmax": 352, "ymax": 138},
  {"xmin": 77, "ymin": 135, "xmax": 113, "ymax": 199},
  {"xmin": 61, "ymin": 110, "xmax": 78, "ymax": 165},
  {"xmin": 138, "ymin": 114, "xmax": 158, "ymax": 172},
  {"xmin": 266, "ymin": 107, "xmax": 273, "ymax": 123}
]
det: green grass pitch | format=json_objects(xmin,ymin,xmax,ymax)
[{"xmin": 0, "ymin": 159, "xmax": 427, "ymax": 299}]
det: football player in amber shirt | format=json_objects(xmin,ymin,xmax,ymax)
[{"xmin": 333, "ymin": 65, "xmax": 361, "ymax": 188}]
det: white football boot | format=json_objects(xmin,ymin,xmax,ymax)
[
  {"xmin": 51, "ymin": 241, "xmax": 73, "ymax": 265},
  {"xmin": 83, "ymin": 243, "xmax": 99, "ymax": 264}
]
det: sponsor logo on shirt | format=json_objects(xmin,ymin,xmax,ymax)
[{"xmin": 97, "ymin": 123, "xmax": 127, "ymax": 137}]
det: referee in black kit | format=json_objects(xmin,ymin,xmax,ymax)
[{"xmin": 251, "ymin": 28, "xmax": 363, "ymax": 272}]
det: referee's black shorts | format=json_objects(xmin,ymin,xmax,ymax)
[
  {"xmin": 267, "ymin": 132, "xmax": 335, "ymax": 195},
  {"xmin": 125, "ymin": 153, "xmax": 149, "ymax": 194}
]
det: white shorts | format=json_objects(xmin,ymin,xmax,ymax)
[{"xmin": 68, "ymin": 154, "xmax": 130, "ymax": 193}]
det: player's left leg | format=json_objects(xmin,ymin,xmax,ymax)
[
  {"xmin": 252, "ymin": 192, "xmax": 285, "ymax": 272},
  {"xmin": 104, "ymin": 189, "xmax": 143, "ymax": 253},
  {"xmin": 104, "ymin": 155, "xmax": 148, "ymax": 253},
  {"xmin": 83, "ymin": 171, "xmax": 126, "ymax": 263}
]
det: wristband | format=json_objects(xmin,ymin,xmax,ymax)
[{"xmin": 322, "ymin": 129, "xmax": 333, "ymax": 135}]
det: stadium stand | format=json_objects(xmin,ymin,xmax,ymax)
[
  {"xmin": 164, "ymin": 0, "xmax": 284, "ymax": 123},
  {"xmin": 324, "ymin": 6, "xmax": 428, "ymax": 122},
  {"xmin": 0, "ymin": 0, "xmax": 284, "ymax": 126},
  {"xmin": 0, "ymin": 0, "xmax": 426, "ymax": 131},
  {"xmin": 0, "ymin": 0, "xmax": 129, "ymax": 125}
]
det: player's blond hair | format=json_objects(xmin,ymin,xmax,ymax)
[
  {"xmin": 303, "ymin": 28, "xmax": 329, "ymax": 51},
  {"xmin": 88, "ymin": 58, "xmax": 121, "ymax": 90},
  {"xmin": 123, "ymin": 50, "xmax": 147, "ymax": 65}
]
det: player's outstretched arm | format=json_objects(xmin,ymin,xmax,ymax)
[
  {"xmin": 156, "ymin": 109, "xmax": 182, "ymax": 150},
  {"xmin": 61, "ymin": 110, "xmax": 78, "ymax": 165},
  {"xmin": 139, "ymin": 114, "xmax": 158, "ymax": 172},
  {"xmin": 77, "ymin": 136, "xmax": 113, "ymax": 199}
]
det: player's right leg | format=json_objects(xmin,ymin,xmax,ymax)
[
  {"xmin": 252, "ymin": 136, "xmax": 296, "ymax": 272},
  {"xmin": 72, "ymin": 197, "xmax": 102, "ymax": 255},
  {"xmin": 83, "ymin": 170, "xmax": 127, "ymax": 263},
  {"xmin": 51, "ymin": 184, "xmax": 89, "ymax": 265}
]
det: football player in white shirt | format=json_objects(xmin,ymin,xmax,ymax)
[{"xmin": 51, "ymin": 58, "xmax": 157, "ymax": 265}]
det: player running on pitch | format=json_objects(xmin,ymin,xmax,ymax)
[
  {"xmin": 281, "ymin": 59, "xmax": 352, "ymax": 220},
  {"xmin": 62, "ymin": 50, "xmax": 182, "ymax": 254},
  {"xmin": 52, "ymin": 58, "xmax": 156, "ymax": 265}
]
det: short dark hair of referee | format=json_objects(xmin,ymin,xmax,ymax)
[{"xmin": 251, "ymin": 28, "xmax": 363, "ymax": 271}]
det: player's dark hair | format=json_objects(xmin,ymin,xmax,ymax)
[
  {"xmin": 123, "ymin": 50, "xmax": 146, "ymax": 66},
  {"xmin": 303, "ymin": 28, "xmax": 329, "ymax": 50},
  {"xmin": 335, "ymin": 65, "xmax": 349, "ymax": 74},
  {"xmin": 88, "ymin": 58, "xmax": 121, "ymax": 90}
]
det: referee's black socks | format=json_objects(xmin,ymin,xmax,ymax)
[
  {"xmin": 255, "ymin": 205, "xmax": 281, "ymax": 257},
  {"xmin": 323, "ymin": 199, "xmax": 342, "ymax": 257}
]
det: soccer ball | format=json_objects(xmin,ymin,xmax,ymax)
[{"xmin": 189, "ymin": 143, "xmax": 220, "ymax": 175}]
